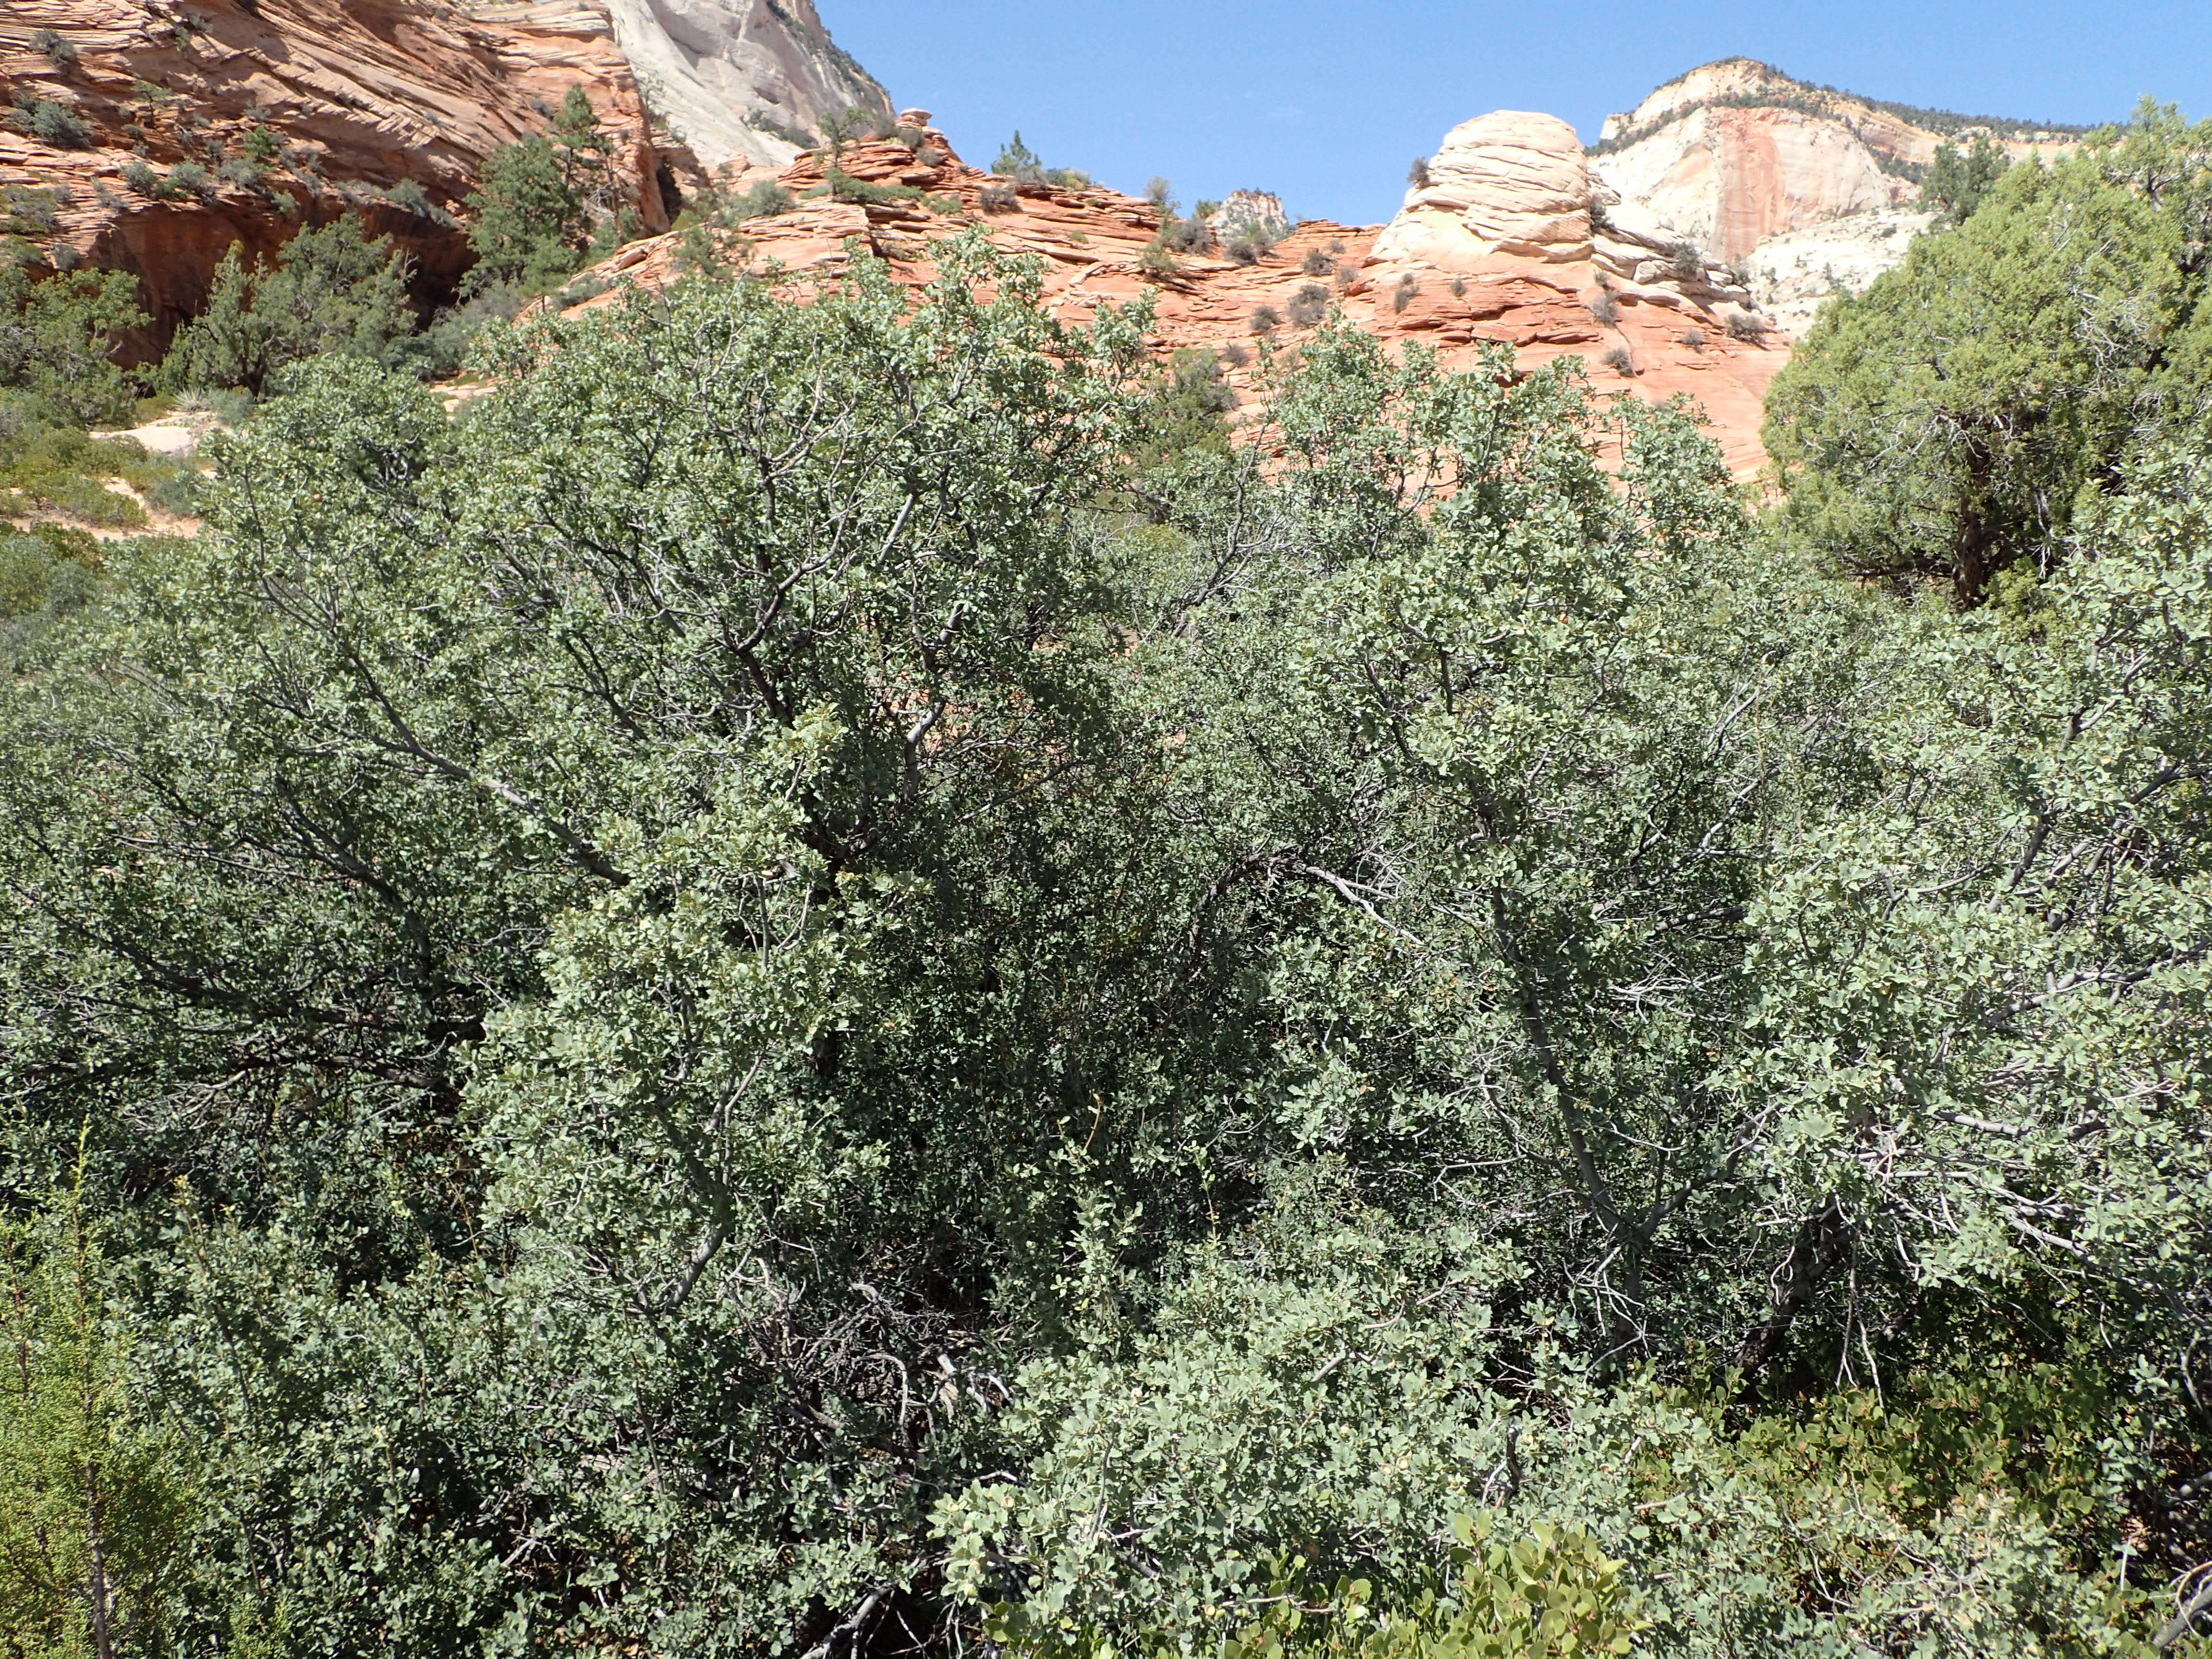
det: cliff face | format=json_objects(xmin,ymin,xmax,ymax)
[
  {"xmin": 0, "ymin": 0, "xmax": 882, "ymax": 343},
  {"xmin": 1590, "ymin": 58, "xmax": 2081, "ymax": 315},
  {"xmin": 600, "ymin": 0, "xmax": 890, "ymax": 171},
  {"xmin": 1740, "ymin": 207, "xmax": 1932, "ymax": 335},
  {"xmin": 1594, "ymin": 102, "xmax": 1903, "ymax": 266}
]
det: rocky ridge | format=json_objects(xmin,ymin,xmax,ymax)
[
  {"xmin": 4, "ymin": 26, "xmax": 2102, "ymax": 477},
  {"xmin": 559, "ymin": 108, "xmax": 1790, "ymax": 475}
]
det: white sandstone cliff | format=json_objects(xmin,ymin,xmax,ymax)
[
  {"xmin": 601, "ymin": 0, "xmax": 890, "ymax": 171},
  {"xmin": 1590, "ymin": 59, "xmax": 2082, "ymax": 334}
]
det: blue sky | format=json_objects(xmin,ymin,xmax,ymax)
[{"xmin": 822, "ymin": 0, "xmax": 2210, "ymax": 226}]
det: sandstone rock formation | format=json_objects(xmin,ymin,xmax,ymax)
[
  {"xmin": 601, "ymin": 0, "xmax": 889, "ymax": 171},
  {"xmin": 1207, "ymin": 189, "xmax": 1288, "ymax": 243},
  {"xmin": 0, "ymin": 0, "xmax": 885, "ymax": 343},
  {"xmin": 1380, "ymin": 111, "xmax": 1594, "ymax": 266},
  {"xmin": 1589, "ymin": 59, "xmax": 2084, "ymax": 331},
  {"xmin": 555, "ymin": 113, "xmax": 1791, "ymax": 477},
  {"xmin": 12, "ymin": 21, "xmax": 2094, "ymax": 477},
  {"xmin": 1595, "ymin": 102, "xmax": 1902, "ymax": 266},
  {"xmin": 1740, "ymin": 206, "xmax": 1932, "ymax": 335}
]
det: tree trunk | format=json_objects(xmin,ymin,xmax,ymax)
[
  {"xmin": 85, "ymin": 1459, "xmax": 115, "ymax": 1659},
  {"xmin": 1735, "ymin": 1202, "xmax": 1851, "ymax": 1398},
  {"xmin": 1953, "ymin": 432, "xmax": 1999, "ymax": 607}
]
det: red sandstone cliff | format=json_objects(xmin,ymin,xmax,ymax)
[{"xmin": 0, "ymin": 0, "xmax": 883, "ymax": 343}]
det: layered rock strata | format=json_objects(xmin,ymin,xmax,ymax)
[{"xmin": 0, "ymin": 0, "xmax": 885, "ymax": 343}]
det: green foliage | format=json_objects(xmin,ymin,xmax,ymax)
[
  {"xmin": 379, "ymin": 177, "xmax": 453, "ymax": 226},
  {"xmin": 821, "ymin": 168, "xmax": 939, "ymax": 209},
  {"xmin": 982, "ymin": 1514, "xmax": 1644, "ymax": 1659},
  {"xmin": 0, "ymin": 210, "xmax": 2207, "ymax": 1659},
  {"xmin": 0, "ymin": 522, "xmax": 99, "ymax": 664},
  {"xmin": 461, "ymin": 86, "xmax": 615, "ymax": 297},
  {"xmin": 1927, "ymin": 132, "xmax": 2012, "ymax": 225},
  {"xmin": 0, "ymin": 429, "xmax": 146, "ymax": 528},
  {"xmin": 1166, "ymin": 216, "xmax": 1213, "ymax": 253},
  {"xmin": 984, "ymin": 132, "xmax": 1087, "ymax": 191},
  {"xmin": 1126, "ymin": 347, "xmax": 1238, "ymax": 469},
  {"xmin": 0, "ymin": 189, "xmax": 60, "ymax": 240},
  {"xmin": 0, "ymin": 410, "xmax": 201, "ymax": 542},
  {"xmin": 817, "ymin": 104, "xmax": 885, "ymax": 160},
  {"xmin": 938, "ymin": 1188, "xmax": 1527, "ymax": 1642},
  {"xmin": 1420, "ymin": 1520, "xmax": 1644, "ymax": 1659},
  {"xmin": 738, "ymin": 178, "xmax": 797, "ymax": 217},
  {"xmin": 19, "ymin": 101, "xmax": 91, "ymax": 151},
  {"xmin": 0, "ymin": 1168, "xmax": 196, "ymax": 1657},
  {"xmin": 401, "ymin": 290, "xmax": 521, "ymax": 380},
  {"xmin": 1766, "ymin": 105, "xmax": 2212, "ymax": 601},
  {"xmin": 0, "ymin": 243, "xmax": 1166, "ymax": 1651},
  {"xmin": 728, "ymin": 178, "xmax": 795, "ymax": 220},
  {"xmin": 996, "ymin": 130, "xmax": 1045, "ymax": 180},
  {"xmin": 163, "ymin": 216, "xmax": 416, "ymax": 395},
  {"xmin": 0, "ymin": 265, "xmax": 143, "ymax": 426},
  {"xmin": 461, "ymin": 136, "xmax": 582, "ymax": 293}
]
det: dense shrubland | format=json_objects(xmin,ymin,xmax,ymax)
[{"xmin": 0, "ymin": 109, "xmax": 2207, "ymax": 1659}]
